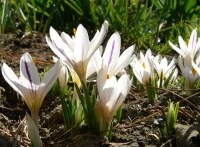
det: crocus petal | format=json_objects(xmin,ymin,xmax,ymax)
[
  {"xmin": 1, "ymin": 63, "xmax": 23, "ymax": 96},
  {"xmin": 58, "ymin": 65, "xmax": 69, "ymax": 91},
  {"xmin": 20, "ymin": 52, "xmax": 40, "ymax": 85},
  {"xmin": 192, "ymin": 60, "xmax": 200, "ymax": 75},
  {"xmin": 20, "ymin": 52, "xmax": 40, "ymax": 107},
  {"xmin": 188, "ymin": 29, "xmax": 197, "ymax": 55},
  {"xmin": 46, "ymin": 36, "xmax": 68, "ymax": 61},
  {"xmin": 130, "ymin": 57, "xmax": 143, "ymax": 84},
  {"xmin": 91, "ymin": 46, "xmax": 103, "ymax": 72},
  {"xmin": 61, "ymin": 32, "xmax": 74, "ymax": 50},
  {"xmin": 195, "ymin": 38, "xmax": 200, "ymax": 54},
  {"xmin": 165, "ymin": 58, "xmax": 175, "ymax": 76},
  {"xmin": 88, "ymin": 21, "xmax": 109, "ymax": 59},
  {"xmin": 1, "ymin": 63, "xmax": 34, "ymax": 110},
  {"xmin": 47, "ymin": 27, "xmax": 74, "ymax": 62},
  {"xmin": 39, "ymin": 60, "xmax": 61, "ymax": 107},
  {"xmin": 103, "ymin": 32, "xmax": 121, "ymax": 70},
  {"xmin": 108, "ymin": 74, "xmax": 130, "ymax": 112},
  {"xmin": 178, "ymin": 56, "xmax": 185, "ymax": 74},
  {"xmin": 86, "ymin": 58, "xmax": 96, "ymax": 79},
  {"xmin": 169, "ymin": 40, "xmax": 184, "ymax": 56},
  {"xmin": 111, "ymin": 45, "xmax": 135, "ymax": 76},
  {"xmin": 178, "ymin": 36, "xmax": 187, "ymax": 54},
  {"xmin": 97, "ymin": 66, "xmax": 108, "ymax": 98},
  {"xmin": 160, "ymin": 57, "xmax": 168, "ymax": 68},
  {"xmin": 74, "ymin": 24, "xmax": 90, "ymax": 63}
]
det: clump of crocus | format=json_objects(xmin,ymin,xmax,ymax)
[
  {"xmin": 152, "ymin": 55, "xmax": 178, "ymax": 88},
  {"xmin": 169, "ymin": 29, "xmax": 200, "ymax": 94},
  {"xmin": 130, "ymin": 49, "xmax": 157, "ymax": 103},
  {"xmin": 46, "ymin": 21, "xmax": 108, "ymax": 81},
  {"xmin": 1, "ymin": 52, "xmax": 61, "ymax": 126},
  {"xmin": 95, "ymin": 66, "xmax": 132, "ymax": 134}
]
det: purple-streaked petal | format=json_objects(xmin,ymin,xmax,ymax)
[
  {"xmin": 47, "ymin": 27, "xmax": 74, "ymax": 62},
  {"xmin": 20, "ymin": 52, "xmax": 40, "ymax": 85},
  {"xmin": 20, "ymin": 53, "xmax": 40, "ymax": 110},
  {"xmin": 1, "ymin": 63, "xmax": 34, "ymax": 110},
  {"xmin": 103, "ymin": 32, "xmax": 121, "ymax": 69}
]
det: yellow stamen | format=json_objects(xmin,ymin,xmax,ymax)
[
  {"xmin": 73, "ymin": 28, "xmax": 76, "ymax": 36},
  {"xmin": 32, "ymin": 58, "xmax": 37, "ymax": 64},
  {"xmin": 107, "ymin": 74, "xmax": 110, "ymax": 79},
  {"xmin": 186, "ymin": 39, "xmax": 189, "ymax": 47},
  {"xmin": 142, "ymin": 62, "xmax": 145, "ymax": 69},
  {"xmin": 72, "ymin": 71, "xmax": 81, "ymax": 87},
  {"xmin": 192, "ymin": 67, "xmax": 197, "ymax": 76}
]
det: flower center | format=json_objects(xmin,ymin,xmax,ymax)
[
  {"xmin": 142, "ymin": 62, "xmax": 146, "ymax": 69},
  {"xmin": 107, "ymin": 74, "xmax": 110, "ymax": 79}
]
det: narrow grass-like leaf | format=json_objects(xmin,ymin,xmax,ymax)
[{"xmin": 25, "ymin": 113, "xmax": 42, "ymax": 147}]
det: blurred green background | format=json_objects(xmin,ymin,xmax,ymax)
[{"xmin": 1, "ymin": 0, "xmax": 200, "ymax": 54}]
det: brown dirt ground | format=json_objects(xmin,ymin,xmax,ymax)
[{"xmin": 0, "ymin": 32, "xmax": 200, "ymax": 147}]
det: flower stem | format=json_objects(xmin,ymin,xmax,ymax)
[{"xmin": 31, "ymin": 111, "xmax": 39, "ymax": 128}]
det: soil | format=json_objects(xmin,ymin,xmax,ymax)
[{"xmin": 0, "ymin": 32, "xmax": 200, "ymax": 147}]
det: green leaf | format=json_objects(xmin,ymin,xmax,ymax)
[
  {"xmin": 184, "ymin": 0, "xmax": 197, "ymax": 12},
  {"xmin": 25, "ymin": 113, "xmax": 42, "ymax": 147}
]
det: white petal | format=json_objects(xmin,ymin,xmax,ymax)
[
  {"xmin": 103, "ymin": 76, "xmax": 117, "ymax": 106},
  {"xmin": 111, "ymin": 45, "xmax": 135, "ymax": 76},
  {"xmin": 61, "ymin": 32, "xmax": 74, "ymax": 50},
  {"xmin": 152, "ymin": 55, "xmax": 160, "ymax": 74},
  {"xmin": 178, "ymin": 36, "xmax": 187, "ymax": 54},
  {"xmin": 169, "ymin": 40, "xmax": 184, "ymax": 56},
  {"xmin": 192, "ymin": 60, "xmax": 200, "ymax": 75},
  {"xmin": 74, "ymin": 24, "xmax": 90, "ymax": 63},
  {"xmin": 91, "ymin": 46, "xmax": 103, "ymax": 72},
  {"xmin": 165, "ymin": 58, "xmax": 175, "ymax": 76},
  {"xmin": 97, "ymin": 66, "xmax": 108, "ymax": 102},
  {"xmin": 88, "ymin": 21, "xmax": 109, "ymax": 59},
  {"xmin": 39, "ymin": 60, "xmax": 61, "ymax": 106},
  {"xmin": 1, "ymin": 63, "xmax": 33, "ymax": 109},
  {"xmin": 178, "ymin": 56, "xmax": 185, "ymax": 74},
  {"xmin": 1, "ymin": 63, "xmax": 23, "ymax": 96},
  {"xmin": 59, "ymin": 65, "xmax": 69, "ymax": 91},
  {"xmin": 47, "ymin": 27, "xmax": 74, "ymax": 61},
  {"xmin": 188, "ymin": 29, "xmax": 197, "ymax": 56},
  {"xmin": 86, "ymin": 58, "xmax": 96, "ymax": 79}
]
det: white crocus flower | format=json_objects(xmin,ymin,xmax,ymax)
[
  {"xmin": 95, "ymin": 67, "xmax": 132, "ymax": 131},
  {"xmin": 91, "ymin": 32, "xmax": 135, "ymax": 78},
  {"xmin": 46, "ymin": 21, "xmax": 108, "ymax": 81},
  {"xmin": 153, "ymin": 55, "xmax": 177, "ymax": 87},
  {"xmin": 130, "ymin": 49, "xmax": 154, "ymax": 85},
  {"xmin": 169, "ymin": 29, "xmax": 200, "ymax": 66},
  {"xmin": 53, "ymin": 56, "xmax": 69, "ymax": 91},
  {"xmin": 178, "ymin": 55, "xmax": 200, "ymax": 90},
  {"xmin": 1, "ymin": 52, "xmax": 61, "ymax": 126}
]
